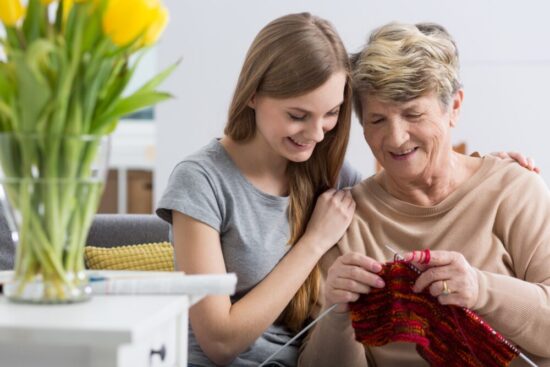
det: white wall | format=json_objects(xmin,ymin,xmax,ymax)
[{"xmin": 155, "ymin": 0, "xmax": 550, "ymax": 202}]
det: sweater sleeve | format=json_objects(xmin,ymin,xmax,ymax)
[
  {"xmin": 473, "ymin": 170, "xmax": 550, "ymax": 357},
  {"xmin": 298, "ymin": 220, "xmax": 369, "ymax": 367}
]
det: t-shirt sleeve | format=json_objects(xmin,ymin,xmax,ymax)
[
  {"xmin": 337, "ymin": 160, "xmax": 363, "ymax": 189},
  {"xmin": 156, "ymin": 161, "xmax": 223, "ymax": 232}
]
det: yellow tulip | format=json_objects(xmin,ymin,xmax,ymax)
[
  {"xmin": 0, "ymin": 0, "xmax": 25, "ymax": 27},
  {"xmin": 102, "ymin": 0, "xmax": 162, "ymax": 47},
  {"xmin": 141, "ymin": 4, "xmax": 168, "ymax": 46},
  {"xmin": 62, "ymin": 0, "xmax": 73, "ymax": 20}
]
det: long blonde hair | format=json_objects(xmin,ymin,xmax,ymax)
[{"xmin": 224, "ymin": 13, "xmax": 352, "ymax": 331}]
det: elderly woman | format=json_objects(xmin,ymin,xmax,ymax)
[{"xmin": 298, "ymin": 22, "xmax": 550, "ymax": 366}]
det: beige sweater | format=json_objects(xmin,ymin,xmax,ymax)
[{"xmin": 299, "ymin": 156, "xmax": 550, "ymax": 367}]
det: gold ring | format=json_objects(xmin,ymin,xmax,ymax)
[{"xmin": 442, "ymin": 280, "xmax": 451, "ymax": 295}]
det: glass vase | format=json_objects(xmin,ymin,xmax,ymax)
[{"xmin": 0, "ymin": 133, "xmax": 110, "ymax": 303}]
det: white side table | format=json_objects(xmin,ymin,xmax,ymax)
[{"xmin": 0, "ymin": 273, "xmax": 235, "ymax": 367}]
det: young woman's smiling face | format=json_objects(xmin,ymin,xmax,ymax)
[{"xmin": 249, "ymin": 71, "xmax": 346, "ymax": 163}]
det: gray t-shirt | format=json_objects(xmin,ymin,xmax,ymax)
[{"xmin": 156, "ymin": 139, "xmax": 361, "ymax": 367}]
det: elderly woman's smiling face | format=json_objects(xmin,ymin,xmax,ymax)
[{"xmin": 361, "ymin": 90, "xmax": 463, "ymax": 181}]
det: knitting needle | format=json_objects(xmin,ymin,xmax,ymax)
[
  {"xmin": 261, "ymin": 246, "xmax": 405, "ymax": 366},
  {"xmin": 521, "ymin": 355, "xmax": 539, "ymax": 367},
  {"xmin": 385, "ymin": 244, "xmax": 402, "ymax": 259},
  {"xmin": 385, "ymin": 244, "xmax": 538, "ymax": 367},
  {"xmin": 385, "ymin": 244, "xmax": 420, "ymax": 272},
  {"xmin": 261, "ymin": 247, "xmax": 408, "ymax": 366},
  {"xmin": 259, "ymin": 303, "xmax": 338, "ymax": 366},
  {"xmin": 385, "ymin": 244, "xmax": 404, "ymax": 260}
]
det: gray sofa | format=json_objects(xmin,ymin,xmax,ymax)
[{"xmin": 0, "ymin": 207, "xmax": 170, "ymax": 270}]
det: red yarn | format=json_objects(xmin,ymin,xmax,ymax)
[{"xmin": 349, "ymin": 261, "xmax": 519, "ymax": 367}]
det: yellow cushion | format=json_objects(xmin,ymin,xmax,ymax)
[{"xmin": 85, "ymin": 242, "xmax": 174, "ymax": 271}]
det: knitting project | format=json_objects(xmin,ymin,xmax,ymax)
[{"xmin": 349, "ymin": 261, "xmax": 519, "ymax": 367}]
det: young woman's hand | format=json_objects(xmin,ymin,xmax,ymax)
[
  {"xmin": 325, "ymin": 253, "xmax": 385, "ymax": 312},
  {"xmin": 491, "ymin": 151, "xmax": 540, "ymax": 173},
  {"xmin": 304, "ymin": 189, "xmax": 355, "ymax": 252}
]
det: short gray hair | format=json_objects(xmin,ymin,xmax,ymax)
[{"xmin": 352, "ymin": 22, "xmax": 462, "ymax": 121}]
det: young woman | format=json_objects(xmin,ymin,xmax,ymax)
[{"xmin": 157, "ymin": 13, "xmax": 359, "ymax": 367}]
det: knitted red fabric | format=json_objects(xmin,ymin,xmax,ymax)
[{"xmin": 349, "ymin": 261, "xmax": 519, "ymax": 367}]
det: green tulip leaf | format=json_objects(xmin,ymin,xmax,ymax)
[{"xmin": 135, "ymin": 59, "xmax": 181, "ymax": 95}]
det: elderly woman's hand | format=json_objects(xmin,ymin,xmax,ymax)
[
  {"xmin": 491, "ymin": 151, "xmax": 541, "ymax": 173},
  {"xmin": 404, "ymin": 250, "xmax": 479, "ymax": 309},
  {"xmin": 325, "ymin": 252, "xmax": 385, "ymax": 313}
]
